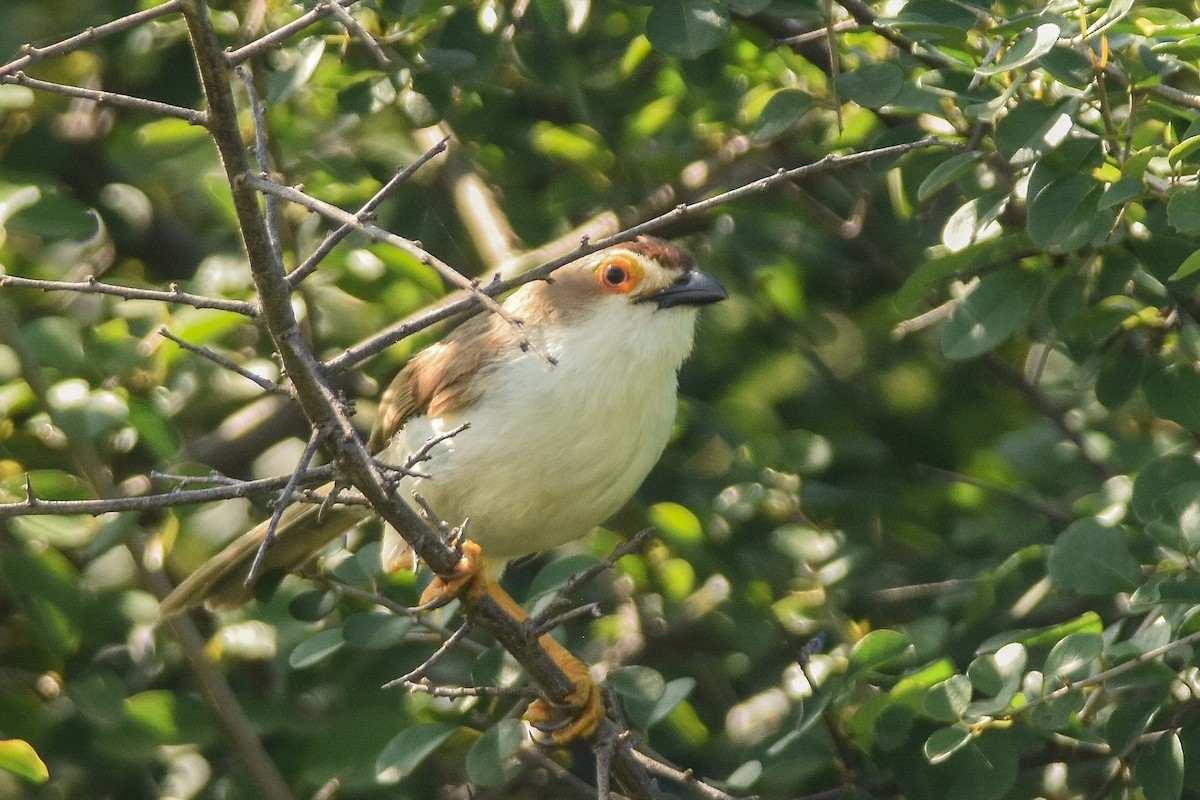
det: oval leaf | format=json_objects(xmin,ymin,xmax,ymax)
[
  {"xmin": 1047, "ymin": 519, "xmax": 1140, "ymax": 596},
  {"xmin": 1143, "ymin": 364, "xmax": 1200, "ymax": 432},
  {"xmin": 343, "ymin": 612, "xmax": 413, "ymax": 650},
  {"xmin": 288, "ymin": 627, "xmax": 345, "ymax": 669},
  {"xmin": 465, "ymin": 719, "xmax": 525, "ymax": 787},
  {"xmin": 645, "ymin": 0, "xmax": 730, "ymax": 59},
  {"xmin": 1135, "ymin": 731, "xmax": 1184, "ymax": 800},
  {"xmin": 0, "ymin": 740, "xmax": 49, "ymax": 784},
  {"xmin": 924, "ymin": 673, "xmax": 972, "ymax": 721},
  {"xmin": 835, "ymin": 63, "xmax": 904, "ymax": 109},
  {"xmin": 376, "ymin": 722, "xmax": 458, "ymax": 782},
  {"xmin": 751, "ymin": 89, "xmax": 815, "ymax": 142},
  {"xmin": 1044, "ymin": 631, "xmax": 1103, "ymax": 681},
  {"xmin": 940, "ymin": 268, "xmax": 1043, "ymax": 360},
  {"xmin": 977, "ymin": 23, "xmax": 1061, "ymax": 75},
  {"xmin": 924, "ymin": 724, "xmax": 972, "ymax": 764},
  {"xmin": 848, "ymin": 629, "xmax": 912, "ymax": 676}
]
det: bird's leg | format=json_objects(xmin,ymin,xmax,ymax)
[{"xmin": 419, "ymin": 541, "xmax": 603, "ymax": 744}]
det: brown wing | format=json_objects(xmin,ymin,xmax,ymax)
[{"xmin": 366, "ymin": 312, "xmax": 497, "ymax": 454}]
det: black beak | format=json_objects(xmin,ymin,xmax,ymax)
[{"xmin": 643, "ymin": 270, "xmax": 727, "ymax": 309}]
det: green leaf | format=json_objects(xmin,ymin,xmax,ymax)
[
  {"xmin": 993, "ymin": 99, "xmax": 1074, "ymax": 162},
  {"xmin": 966, "ymin": 642, "xmax": 1026, "ymax": 710},
  {"xmin": 1047, "ymin": 519, "xmax": 1140, "ymax": 596},
  {"xmin": 848, "ymin": 629, "xmax": 912, "ymax": 676},
  {"xmin": 1168, "ymin": 186, "xmax": 1200, "ymax": 234},
  {"xmin": 941, "ymin": 191, "xmax": 1009, "ymax": 252},
  {"xmin": 1144, "ymin": 364, "xmax": 1200, "ymax": 431},
  {"xmin": 1169, "ymin": 135, "xmax": 1200, "ymax": 167},
  {"xmin": 1028, "ymin": 688, "xmax": 1084, "ymax": 732},
  {"xmin": 611, "ymin": 667, "xmax": 695, "ymax": 728},
  {"xmin": 649, "ymin": 501, "xmax": 703, "ymax": 543},
  {"xmin": 0, "ymin": 740, "xmax": 49, "ymax": 784},
  {"xmin": 343, "ymin": 612, "xmax": 412, "ymax": 650},
  {"xmin": 939, "ymin": 268, "xmax": 1043, "ymax": 360},
  {"xmin": 376, "ymin": 722, "xmax": 458, "ymax": 782},
  {"xmin": 528, "ymin": 553, "xmax": 601, "ymax": 598},
  {"xmin": 1095, "ymin": 338, "xmax": 1147, "ymax": 409},
  {"xmin": 924, "ymin": 724, "xmax": 972, "ymax": 764},
  {"xmin": 645, "ymin": 0, "xmax": 730, "ymax": 59},
  {"xmin": 288, "ymin": 590, "xmax": 340, "ymax": 622},
  {"xmin": 1132, "ymin": 454, "xmax": 1200, "ymax": 523},
  {"xmin": 1170, "ymin": 249, "xmax": 1200, "ymax": 281},
  {"xmin": 977, "ymin": 23, "xmax": 1061, "ymax": 75},
  {"xmin": 1105, "ymin": 699, "xmax": 1159, "ymax": 757},
  {"xmin": 1099, "ymin": 173, "xmax": 1144, "ymax": 210},
  {"xmin": 1037, "ymin": 46, "xmax": 1094, "ymax": 87},
  {"xmin": 917, "ymin": 152, "xmax": 983, "ymax": 202},
  {"xmin": 924, "ymin": 674, "xmax": 971, "ymax": 721},
  {"xmin": 288, "ymin": 628, "xmax": 345, "ymax": 669},
  {"xmin": 465, "ymin": 719, "xmax": 525, "ymax": 786},
  {"xmin": 751, "ymin": 89, "xmax": 814, "ymax": 142},
  {"xmin": 1043, "ymin": 632, "xmax": 1103, "ymax": 682},
  {"xmin": 1136, "ymin": 731, "xmax": 1185, "ymax": 800},
  {"xmin": 835, "ymin": 63, "xmax": 904, "ymax": 109},
  {"xmin": 609, "ymin": 665, "xmax": 666, "ymax": 703},
  {"xmin": 1027, "ymin": 174, "xmax": 1110, "ymax": 253}
]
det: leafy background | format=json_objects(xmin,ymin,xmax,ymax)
[{"xmin": 4, "ymin": 0, "xmax": 1200, "ymax": 798}]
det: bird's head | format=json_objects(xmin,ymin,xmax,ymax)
[{"xmin": 512, "ymin": 236, "xmax": 726, "ymax": 331}]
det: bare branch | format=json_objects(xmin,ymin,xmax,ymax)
[
  {"xmin": 382, "ymin": 622, "xmax": 474, "ymax": 688},
  {"xmin": 244, "ymin": 173, "xmax": 557, "ymax": 365},
  {"xmin": 246, "ymin": 427, "xmax": 328, "ymax": 584},
  {"xmin": 0, "ymin": 274, "xmax": 257, "ymax": 316},
  {"xmin": 287, "ymin": 136, "xmax": 450, "ymax": 288},
  {"xmin": 0, "ymin": 71, "xmax": 206, "ymax": 123},
  {"xmin": 159, "ymin": 328, "xmax": 291, "ymax": 397},
  {"xmin": 0, "ymin": 0, "xmax": 184, "ymax": 78},
  {"xmin": 0, "ymin": 466, "xmax": 343, "ymax": 519},
  {"xmin": 402, "ymin": 677, "xmax": 539, "ymax": 699},
  {"xmin": 530, "ymin": 529, "xmax": 655, "ymax": 632},
  {"xmin": 225, "ymin": 0, "xmax": 361, "ymax": 65},
  {"xmin": 626, "ymin": 747, "xmax": 756, "ymax": 800},
  {"xmin": 322, "ymin": 0, "xmax": 393, "ymax": 66}
]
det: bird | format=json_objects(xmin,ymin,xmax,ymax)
[{"xmin": 159, "ymin": 235, "xmax": 726, "ymax": 741}]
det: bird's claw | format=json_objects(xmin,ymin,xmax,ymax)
[
  {"xmin": 418, "ymin": 540, "xmax": 484, "ymax": 608},
  {"xmin": 524, "ymin": 664, "xmax": 603, "ymax": 744}
]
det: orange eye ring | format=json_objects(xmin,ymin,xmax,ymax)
[{"xmin": 597, "ymin": 255, "xmax": 640, "ymax": 294}]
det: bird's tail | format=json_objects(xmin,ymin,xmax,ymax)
[{"xmin": 159, "ymin": 492, "xmax": 369, "ymax": 615}]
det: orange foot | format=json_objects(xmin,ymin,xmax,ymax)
[
  {"xmin": 419, "ymin": 540, "xmax": 485, "ymax": 609},
  {"xmin": 418, "ymin": 539, "xmax": 604, "ymax": 744}
]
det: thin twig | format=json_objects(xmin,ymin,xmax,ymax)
[
  {"xmin": 530, "ymin": 529, "xmax": 655, "ymax": 630},
  {"xmin": 322, "ymin": 0, "xmax": 393, "ymax": 66},
  {"xmin": 0, "ymin": 274, "xmax": 257, "ymax": 316},
  {"xmin": 245, "ymin": 427, "xmax": 329, "ymax": 584},
  {"xmin": 382, "ymin": 623, "xmax": 474, "ymax": 687},
  {"xmin": 0, "ymin": 466, "xmax": 343, "ymax": 518},
  {"xmin": 402, "ymin": 677, "xmax": 539, "ymax": 699},
  {"xmin": 0, "ymin": 71, "xmax": 206, "ymax": 123},
  {"xmin": 243, "ymin": 174, "xmax": 556, "ymax": 366},
  {"xmin": 225, "ymin": 0, "xmax": 361, "ymax": 65},
  {"xmin": 287, "ymin": 136, "xmax": 450, "ymax": 288},
  {"xmin": 159, "ymin": 328, "xmax": 291, "ymax": 396},
  {"xmin": 626, "ymin": 747, "xmax": 755, "ymax": 800},
  {"xmin": 236, "ymin": 65, "xmax": 283, "ymax": 265},
  {"xmin": 0, "ymin": 0, "xmax": 184, "ymax": 78}
]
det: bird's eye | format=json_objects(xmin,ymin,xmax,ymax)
[{"xmin": 597, "ymin": 256, "xmax": 639, "ymax": 294}]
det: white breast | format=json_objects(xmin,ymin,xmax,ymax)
[{"xmin": 379, "ymin": 298, "xmax": 699, "ymax": 564}]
